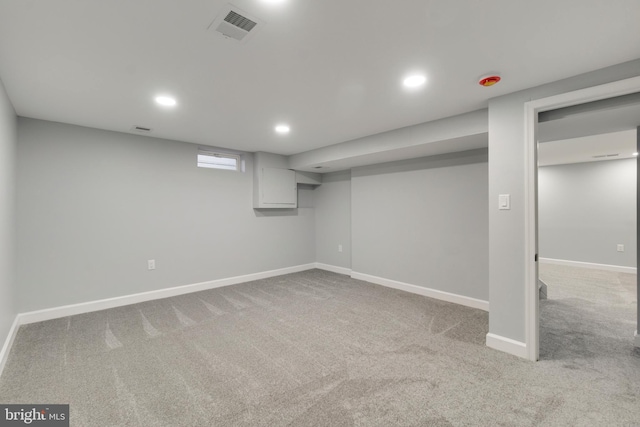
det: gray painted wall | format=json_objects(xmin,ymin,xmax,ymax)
[
  {"xmin": 351, "ymin": 149, "xmax": 489, "ymax": 301},
  {"xmin": 16, "ymin": 118, "xmax": 315, "ymax": 312},
  {"xmin": 314, "ymin": 171, "xmax": 351, "ymax": 269},
  {"xmin": 488, "ymin": 58, "xmax": 640, "ymax": 342},
  {"xmin": 539, "ymin": 159, "xmax": 636, "ymax": 268},
  {"xmin": 0, "ymin": 78, "xmax": 16, "ymax": 347}
]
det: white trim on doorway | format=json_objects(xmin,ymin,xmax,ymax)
[
  {"xmin": 486, "ymin": 333, "xmax": 528, "ymax": 359},
  {"xmin": 524, "ymin": 75, "xmax": 640, "ymax": 361}
]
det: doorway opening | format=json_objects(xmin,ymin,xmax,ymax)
[
  {"xmin": 524, "ymin": 76, "xmax": 640, "ymax": 361},
  {"xmin": 536, "ymin": 110, "xmax": 637, "ymax": 361}
]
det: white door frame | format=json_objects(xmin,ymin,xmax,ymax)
[{"xmin": 524, "ymin": 75, "xmax": 640, "ymax": 361}]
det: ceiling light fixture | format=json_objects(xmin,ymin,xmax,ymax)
[
  {"xmin": 275, "ymin": 124, "xmax": 290, "ymax": 134},
  {"xmin": 403, "ymin": 74, "xmax": 427, "ymax": 88},
  {"xmin": 155, "ymin": 96, "xmax": 177, "ymax": 107},
  {"xmin": 633, "ymin": 152, "xmax": 639, "ymax": 156}
]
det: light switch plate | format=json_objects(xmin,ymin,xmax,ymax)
[{"xmin": 499, "ymin": 194, "xmax": 510, "ymax": 210}]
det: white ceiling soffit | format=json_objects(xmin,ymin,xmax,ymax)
[
  {"xmin": 538, "ymin": 94, "xmax": 640, "ymax": 143},
  {"xmin": 539, "ymin": 91, "xmax": 640, "ymax": 123},
  {"xmin": 208, "ymin": 4, "xmax": 263, "ymax": 43},
  {"xmin": 295, "ymin": 133, "xmax": 488, "ymax": 173},
  {"xmin": 538, "ymin": 129, "xmax": 637, "ymax": 167}
]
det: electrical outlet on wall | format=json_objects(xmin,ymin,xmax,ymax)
[
  {"xmin": 148, "ymin": 259, "xmax": 156, "ymax": 270},
  {"xmin": 338, "ymin": 244, "xmax": 343, "ymax": 253},
  {"xmin": 617, "ymin": 244, "xmax": 624, "ymax": 252}
]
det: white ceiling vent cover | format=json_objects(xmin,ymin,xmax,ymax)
[{"xmin": 208, "ymin": 4, "xmax": 263, "ymax": 43}]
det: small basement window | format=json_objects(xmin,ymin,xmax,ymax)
[{"xmin": 197, "ymin": 149, "xmax": 241, "ymax": 171}]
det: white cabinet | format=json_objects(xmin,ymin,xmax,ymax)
[
  {"xmin": 252, "ymin": 152, "xmax": 320, "ymax": 209},
  {"xmin": 255, "ymin": 167, "xmax": 297, "ymax": 208}
]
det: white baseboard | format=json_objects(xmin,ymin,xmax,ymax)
[
  {"xmin": 635, "ymin": 331, "xmax": 640, "ymax": 348},
  {"xmin": 486, "ymin": 333, "xmax": 528, "ymax": 359},
  {"xmin": 540, "ymin": 257, "xmax": 637, "ymax": 274},
  {"xmin": 314, "ymin": 263, "xmax": 352, "ymax": 276},
  {"xmin": 351, "ymin": 271, "xmax": 489, "ymax": 312},
  {"xmin": 17, "ymin": 263, "xmax": 316, "ymax": 326},
  {"xmin": 0, "ymin": 316, "xmax": 21, "ymax": 379}
]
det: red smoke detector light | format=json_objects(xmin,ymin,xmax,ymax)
[{"xmin": 479, "ymin": 75, "xmax": 501, "ymax": 87}]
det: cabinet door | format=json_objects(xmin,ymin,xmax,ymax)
[{"xmin": 262, "ymin": 168, "xmax": 297, "ymax": 206}]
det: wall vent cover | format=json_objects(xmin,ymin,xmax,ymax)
[{"xmin": 208, "ymin": 4, "xmax": 263, "ymax": 43}]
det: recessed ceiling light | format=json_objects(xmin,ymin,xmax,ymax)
[
  {"xmin": 403, "ymin": 74, "xmax": 427, "ymax": 88},
  {"xmin": 155, "ymin": 96, "xmax": 177, "ymax": 107},
  {"xmin": 275, "ymin": 124, "xmax": 290, "ymax": 134},
  {"xmin": 633, "ymin": 152, "xmax": 639, "ymax": 156}
]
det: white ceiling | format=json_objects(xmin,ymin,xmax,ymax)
[{"xmin": 0, "ymin": 1, "xmax": 639, "ymax": 156}]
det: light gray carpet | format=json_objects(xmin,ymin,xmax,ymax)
[{"xmin": 0, "ymin": 267, "xmax": 639, "ymax": 426}]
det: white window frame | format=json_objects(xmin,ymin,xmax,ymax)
[{"xmin": 197, "ymin": 149, "xmax": 242, "ymax": 171}]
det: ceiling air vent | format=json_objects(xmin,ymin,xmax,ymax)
[
  {"xmin": 224, "ymin": 11, "xmax": 257, "ymax": 32},
  {"xmin": 131, "ymin": 125, "xmax": 152, "ymax": 133},
  {"xmin": 208, "ymin": 4, "xmax": 263, "ymax": 43}
]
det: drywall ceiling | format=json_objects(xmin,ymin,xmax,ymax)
[{"xmin": 0, "ymin": 1, "xmax": 639, "ymax": 156}]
